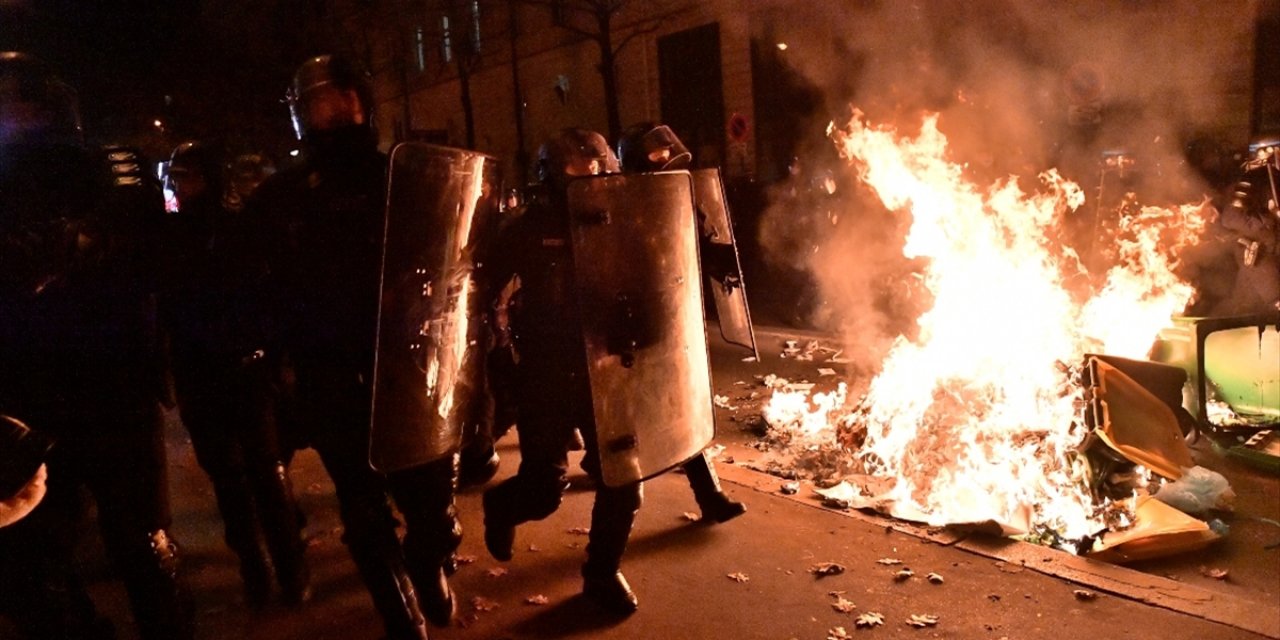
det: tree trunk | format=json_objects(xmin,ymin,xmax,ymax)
[
  {"xmin": 596, "ymin": 11, "xmax": 622, "ymax": 141},
  {"xmin": 459, "ymin": 56, "xmax": 476, "ymax": 149},
  {"xmin": 508, "ymin": 0, "xmax": 528, "ymax": 184}
]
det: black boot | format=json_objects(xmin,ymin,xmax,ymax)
[
  {"xmin": 209, "ymin": 472, "xmax": 274, "ymax": 607},
  {"xmin": 581, "ymin": 482, "xmax": 641, "ymax": 615},
  {"xmin": 458, "ymin": 444, "xmax": 500, "ymax": 489},
  {"xmin": 255, "ymin": 461, "xmax": 311, "ymax": 606},
  {"xmin": 481, "ymin": 489, "xmax": 515, "ymax": 561},
  {"xmin": 684, "ymin": 450, "xmax": 746, "ymax": 523},
  {"xmin": 390, "ymin": 458, "xmax": 461, "ymax": 628},
  {"xmin": 350, "ymin": 551, "xmax": 430, "ymax": 640}
]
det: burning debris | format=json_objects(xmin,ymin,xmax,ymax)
[{"xmin": 754, "ymin": 111, "xmax": 1236, "ymax": 559}]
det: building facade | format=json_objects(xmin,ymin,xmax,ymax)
[{"xmin": 334, "ymin": 0, "xmax": 1271, "ymax": 189}]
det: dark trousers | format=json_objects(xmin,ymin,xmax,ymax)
[
  {"xmin": 174, "ymin": 357, "xmax": 306, "ymax": 588},
  {"xmin": 484, "ymin": 354, "xmax": 642, "ymax": 577},
  {"xmin": 289, "ymin": 361, "xmax": 457, "ymax": 638}
]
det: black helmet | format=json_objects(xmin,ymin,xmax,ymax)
[
  {"xmin": 0, "ymin": 51, "xmax": 81, "ymax": 146},
  {"xmin": 1245, "ymin": 133, "xmax": 1280, "ymax": 172},
  {"xmin": 222, "ymin": 153, "xmax": 275, "ymax": 211},
  {"xmin": 535, "ymin": 127, "xmax": 619, "ymax": 187},
  {"xmin": 167, "ymin": 140, "xmax": 225, "ymax": 206},
  {"xmin": 286, "ymin": 54, "xmax": 374, "ymax": 140},
  {"xmin": 616, "ymin": 122, "xmax": 691, "ymax": 172}
]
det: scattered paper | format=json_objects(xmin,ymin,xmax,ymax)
[{"xmin": 727, "ymin": 572, "xmax": 750, "ymax": 583}]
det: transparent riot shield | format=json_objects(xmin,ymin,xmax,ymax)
[
  {"xmin": 567, "ymin": 172, "xmax": 715, "ymax": 487},
  {"xmin": 369, "ymin": 143, "xmax": 502, "ymax": 472},
  {"xmin": 691, "ymin": 168, "xmax": 759, "ymax": 358}
]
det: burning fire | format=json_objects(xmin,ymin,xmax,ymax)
[{"xmin": 765, "ymin": 111, "xmax": 1209, "ymax": 545}]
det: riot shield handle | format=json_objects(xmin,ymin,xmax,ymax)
[{"xmin": 609, "ymin": 292, "xmax": 639, "ymax": 368}]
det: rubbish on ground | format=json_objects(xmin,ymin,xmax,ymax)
[
  {"xmin": 681, "ymin": 511, "xmax": 701, "ymax": 522},
  {"xmin": 1073, "ymin": 589, "xmax": 1097, "ymax": 601},
  {"xmin": 876, "ymin": 558, "xmax": 902, "ymax": 566},
  {"xmin": 485, "ymin": 567, "xmax": 508, "ymax": 578},
  {"xmin": 781, "ymin": 481, "xmax": 800, "ymax": 495},
  {"xmin": 566, "ymin": 526, "xmax": 590, "ymax": 535},
  {"xmin": 927, "ymin": 572, "xmax": 944, "ymax": 584},
  {"xmin": 827, "ymin": 626, "xmax": 853, "ymax": 640},
  {"xmin": 470, "ymin": 596, "xmax": 499, "ymax": 612},
  {"xmin": 455, "ymin": 554, "xmax": 477, "ymax": 565},
  {"xmin": 818, "ymin": 368, "xmax": 838, "ymax": 376},
  {"xmin": 714, "ymin": 394, "xmax": 738, "ymax": 409},
  {"xmin": 893, "ymin": 568, "xmax": 914, "ymax": 582},
  {"xmin": 523, "ymin": 594, "xmax": 548, "ymax": 605},
  {"xmin": 830, "ymin": 595, "xmax": 857, "ymax": 613},
  {"xmin": 906, "ymin": 614, "xmax": 939, "ymax": 628},
  {"xmin": 1088, "ymin": 496, "xmax": 1220, "ymax": 563},
  {"xmin": 1153, "ymin": 466, "xmax": 1235, "ymax": 514},
  {"xmin": 855, "ymin": 612, "xmax": 885, "ymax": 628},
  {"xmin": 727, "ymin": 572, "xmax": 750, "ymax": 583},
  {"xmin": 1199, "ymin": 566, "xmax": 1229, "ymax": 580},
  {"xmin": 810, "ymin": 562, "xmax": 846, "ymax": 577}
]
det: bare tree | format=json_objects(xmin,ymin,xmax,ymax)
[{"xmin": 518, "ymin": 0, "xmax": 678, "ymax": 140}]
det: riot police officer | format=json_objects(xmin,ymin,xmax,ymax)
[
  {"xmin": 251, "ymin": 54, "xmax": 459, "ymax": 639},
  {"xmin": 0, "ymin": 51, "xmax": 193, "ymax": 639},
  {"xmin": 481, "ymin": 128, "xmax": 645, "ymax": 614},
  {"xmin": 222, "ymin": 152, "xmax": 275, "ymax": 213},
  {"xmin": 159, "ymin": 140, "xmax": 310, "ymax": 608},
  {"xmin": 614, "ymin": 121, "xmax": 746, "ymax": 524},
  {"xmin": 1214, "ymin": 135, "xmax": 1280, "ymax": 315}
]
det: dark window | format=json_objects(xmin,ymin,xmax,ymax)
[
  {"xmin": 415, "ymin": 26, "xmax": 427, "ymax": 71},
  {"xmin": 441, "ymin": 13, "xmax": 453, "ymax": 63},
  {"xmin": 469, "ymin": 0, "xmax": 483, "ymax": 54}
]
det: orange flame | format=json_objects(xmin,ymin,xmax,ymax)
[{"xmin": 766, "ymin": 112, "xmax": 1207, "ymax": 543}]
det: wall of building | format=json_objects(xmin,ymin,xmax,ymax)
[{"xmin": 360, "ymin": 0, "xmax": 1261, "ymax": 189}]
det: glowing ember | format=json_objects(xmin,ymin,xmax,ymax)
[{"xmin": 764, "ymin": 111, "xmax": 1209, "ymax": 546}]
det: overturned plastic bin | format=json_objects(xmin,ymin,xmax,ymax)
[{"xmin": 1150, "ymin": 312, "xmax": 1280, "ymax": 433}]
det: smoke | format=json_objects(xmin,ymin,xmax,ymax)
[{"xmin": 752, "ymin": 0, "xmax": 1254, "ymax": 371}]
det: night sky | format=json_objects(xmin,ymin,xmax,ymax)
[{"xmin": 1, "ymin": 0, "xmax": 317, "ymax": 161}]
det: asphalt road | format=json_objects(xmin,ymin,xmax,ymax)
[{"xmin": 19, "ymin": 324, "xmax": 1280, "ymax": 640}]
